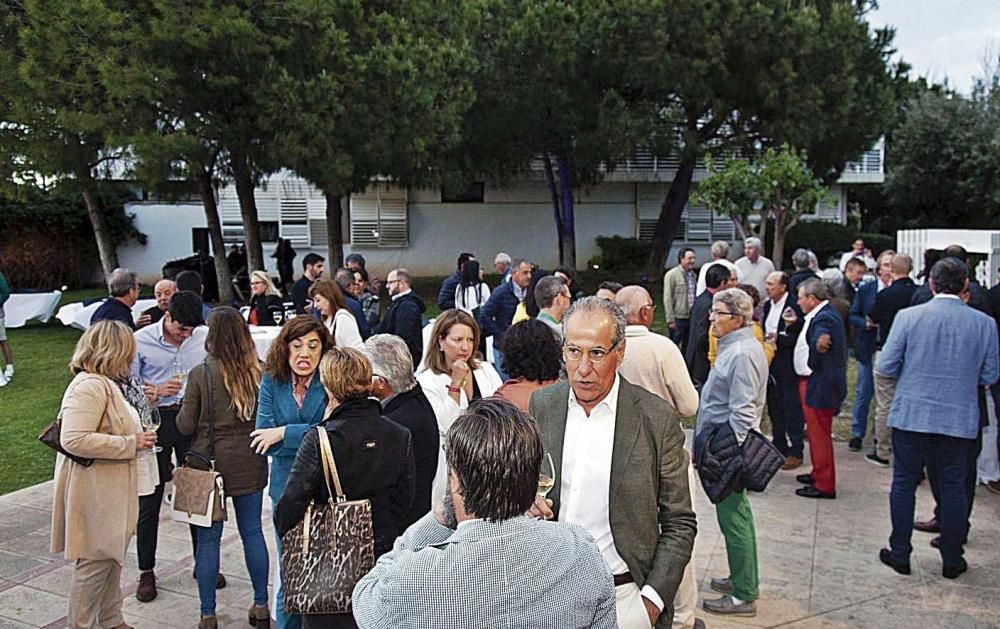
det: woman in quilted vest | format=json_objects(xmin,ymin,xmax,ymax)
[
  {"xmin": 50, "ymin": 321, "xmax": 159, "ymax": 629},
  {"xmin": 177, "ymin": 307, "xmax": 270, "ymax": 629},
  {"xmin": 275, "ymin": 347, "xmax": 414, "ymax": 629}
]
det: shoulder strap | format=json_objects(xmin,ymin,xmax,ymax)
[
  {"xmin": 315, "ymin": 426, "xmax": 346, "ymax": 503},
  {"xmin": 202, "ymin": 359, "xmax": 216, "ymax": 464}
]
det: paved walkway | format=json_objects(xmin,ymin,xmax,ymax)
[{"xmin": 1, "ymin": 440, "xmax": 998, "ymax": 628}]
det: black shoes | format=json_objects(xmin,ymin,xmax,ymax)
[
  {"xmin": 913, "ymin": 518, "xmax": 940, "ymax": 533},
  {"xmin": 796, "ymin": 473, "xmax": 814, "ymax": 485},
  {"xmin": 866, "ymin": 453, "xmax": 890, "ymax": 467},
  {"xmin": 849, "ymin": 437, "xmax": 862, "ymax": 451},
  {"xmin": 191, "ymin": 569, "xmax": 228, "ymax": 589},
  {"xmin": 879, "ymin": 548, "xmax": 911, "ymax": 575},
  {"xmin": 796, "ymin": 486, "xmax": 836, "ymax": 499},
  {"xmin": 942, "ymin": 559, "xmax": 968, "ymax": 579}
]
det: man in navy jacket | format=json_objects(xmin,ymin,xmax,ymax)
[
  {"xmin": 478, "ymin": 258, "xmax": 532, "ymax": 379},
  {"xmin": 437, "ymin": 252, "xmax": 475, "ymax": 311}
]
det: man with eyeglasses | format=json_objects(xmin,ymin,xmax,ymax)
[
  {"xmin": 374, "ymin": 268, "xmax": 426, "ymax": 367},
  {"xmin": 534, "ymin": 275, "xmax": 571, "ymax": 341},
  {"xmin": 529, "ymin": 297, "xmax": 697, "ymax": 629}
]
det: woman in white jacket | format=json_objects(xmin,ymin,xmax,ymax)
[
  {"xmin": 417, "ymin": 309, "xmax": 502, "ymax": 504},
  {"xmin": 308, "ymin": 279, "xmax": 364, "ymax": 350}
]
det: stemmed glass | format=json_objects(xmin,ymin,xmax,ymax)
[
  {"xmin": 141, "ymin": 406, "xmax": 163, "ymax": 453},
  {"xmin": 537, "ymin": 452, "xmax": 555, "ymax": 498}
]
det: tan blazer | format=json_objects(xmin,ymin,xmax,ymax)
[{"xmin": 50, "ymin": 373, "xmax": 139, "ymax": 564}]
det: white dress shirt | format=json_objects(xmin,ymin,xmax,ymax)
[
  {"xmin": 794, "ymin": 300, "xmax": 829, "ymax": 376},
  {"xmin": 764, "ymin": 293, "xmax": 788, "ymax": 337},
  {"xmin": 559, "ymin": 374, "xmax": 665, "ymax": 611},
  {"xmin": 695, "ymin": 259, "xmax": 742, "ymax": 296}
]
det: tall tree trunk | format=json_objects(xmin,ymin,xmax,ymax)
[
  {"xmin": 557, "ymin": 156, "xmax": 577, "ymax": 269},
  {"xmin": 79, "ymin": 177, "xmax": 119, "ymax": 276},
  {"xmin": 196, "ymin": 168, "xmax": 233, "ymax": 305},
  {"xmin": 646, "ymin": 154, "xmax": 696, "ymax": 275},
  {"xmin": 231, "ymin": 150, "xmax": 265, "ymax": 272},
  {"xmin": 542, "ymin": 153, "xmax": 565, "ymax": 263},
  {"xmin": 324, "ymin": 191, "xmax": 345, "ymax": 269}
]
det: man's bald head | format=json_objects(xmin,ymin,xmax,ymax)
[
  {"xmin": 154, "ymin": 279, "xmax": 176, "ymax": 311},
  {"xmin": 615, "ymin": 285, "xmax": 654, "ymax": 327}
]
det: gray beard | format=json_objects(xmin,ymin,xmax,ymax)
[{"xmin": 441, "ymin": 489, "xmax": 459, "ymax": 529}]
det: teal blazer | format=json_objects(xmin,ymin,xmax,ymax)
[{"xmin": 256, "ymin": 372, "xmax": 328, "ymax": 503}]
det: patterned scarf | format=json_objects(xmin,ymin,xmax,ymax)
[{"xmin": 113, "ymin": 375, "xmax": 152, "ymax": 416}]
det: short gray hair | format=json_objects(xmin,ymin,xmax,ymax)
[
  {"xmin": 107, "ymin": 268, "xmax": 138, "ymax": 297},
  {"xmin": 534, "ymin": 275, "xmax": 567, "ymax": 310},
  {"xmin": 792, "ymin": 248, "xmax": 811, "ymax": 270},
  {"xmin": 390, "ymin": 268, "xmax": 411, "ymax": 286},
  {"xmin": 744, "ymin": 237, "xmax": 762, "ymax": 250},
  {"xmin": 494, "ymin": 252, "xmax": 511, "ymax": 266},
  {"xmin": 363, "ymin": 334, "xmax": 417, "ymax": 393},
  {"xmin": 711, "ymin": 241, "xmax": 730, "ymax": 259},
  {"xmin": 798, "ymin": 277, "xmax": 828, "ymax": 301},
  {"xmin": 713, "ymin": 288, "xmax": 753, "ymax": 326},
  {"xmin": 562, "ymin": 296, "xmax": 627, "ymax": 348}
]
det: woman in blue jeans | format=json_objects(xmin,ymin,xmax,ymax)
[
  {"xmin": 177, "ymin": 308, "xmax": 270, "ymax": 629},
  {"xmin": 251, "ymin": 317, "xmax": 332, "ymax": 629}
]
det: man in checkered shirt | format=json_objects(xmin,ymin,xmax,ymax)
[{"xmin": 352, "ymin": 398, "xmax": 617, "ymax": 628}]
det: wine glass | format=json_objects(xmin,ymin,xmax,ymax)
[
  {"xmin": 141, "ymin": 406, "xmax": 163, "ymax": 453},
  {"xmin": 537, "ymin": 452, "xmax": 555, "ymax": 498},
  {"xmin": 271, "ymin": 310, "xmax": 283, "ymax": 325}
]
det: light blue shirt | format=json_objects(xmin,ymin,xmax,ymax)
[
  {"xmin": 131, "ymin": 319, "xmax": 208, "ymax": 406},
  {"xmin": 876, "ymin": 295, "xmax": 999, "ymax": 439}
]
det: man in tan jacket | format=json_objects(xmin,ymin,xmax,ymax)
[{"xmin": 663, "ymin": 248, "xmax": 697, "ymax": 349}]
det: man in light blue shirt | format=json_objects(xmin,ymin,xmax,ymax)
[
  {"xmin": 129, "ymin": 290, "xmax": 210, "ymax": 602},
  {"xmin": 876, "ymin": 258, "xmax": 999, "ymax": 579}
]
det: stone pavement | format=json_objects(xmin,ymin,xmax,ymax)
[{"xmin": 0, "ymin": 440, "xmax": 998, "ymax": 628}]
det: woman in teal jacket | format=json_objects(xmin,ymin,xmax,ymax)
[{"xmin": 252, "ymin": 316, "xmax": 332, "ymax": 629}]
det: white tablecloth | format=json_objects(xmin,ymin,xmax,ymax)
[
  {"xmin": 56, "ymin": 298, "xmax": 158, "ymax": 331},
  {"xmin": 249, "ymin": 325, "xmax": 281, "ymax": 361},
  {"xmin": 3, "ymin": 292, "xmax": 63, "ymax": 328}
]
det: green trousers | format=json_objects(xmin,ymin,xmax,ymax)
[{"xmin": 716, "ymin": 489, "xmax": 759, "ymax": 601}]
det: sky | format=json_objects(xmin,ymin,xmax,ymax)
[{"xmin": 868, "ymin": 0, "xmax": 1000, "ymax": 94}]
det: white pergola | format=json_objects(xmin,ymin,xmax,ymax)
[{"xmin": 896, "ymin": 229, "xmax": 1000, "ymax": 286}]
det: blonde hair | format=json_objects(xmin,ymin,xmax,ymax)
[
  {"xmin": 319, "ymin": 347, "xmax": 372, "ymax": 402},
  {"xmin": 70, "ymin": 320, "xmax": 136, "ymax": 378},
  {"xmin": 423, "ymin": 309, "xmax": 481, "ymax": 375},
  {"xmin": 250, "ymin": 270, "xmax": 282, "ymax": 298}
]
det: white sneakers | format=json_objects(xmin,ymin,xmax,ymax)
[
  {"xmin": 0, "ymin": 373, "xmax": 6, "ymax": 387},
  {"xmin": 0, "ymin": 365, "xmax": 12, "ymax": 387}
]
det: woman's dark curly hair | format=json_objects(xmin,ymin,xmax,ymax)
[{"xmin": 501, "ymin": 319, "xmax": 562, "ymax": 382}]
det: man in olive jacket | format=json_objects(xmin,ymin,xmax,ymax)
[{"xmin": 529, "ymin": 297, "xmax": 697, "ymax": 629}]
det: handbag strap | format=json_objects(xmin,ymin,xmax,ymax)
[
  {"xmin": 200, "ymin": 359, "xmax": 217, "ymax": 466},
  {"xmin": 315, "ymin": 426, "xmax": 346, "ymax": 503}
]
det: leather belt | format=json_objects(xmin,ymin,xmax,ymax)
[
  {"xmin": 613, "ymin": 572, "xmax": 634, "ymax": 586},
  {"xmin": 158, "ymin": 403, "xmax": 181, "ymax": 412}
]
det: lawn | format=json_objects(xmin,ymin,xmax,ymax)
[{"xmin": 0, "ymin": 280, "xmax": 863, "ymax": 495}]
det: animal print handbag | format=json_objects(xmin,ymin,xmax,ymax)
[{"xmin": 281, "ymin": 426, "xmax": 375, "ymax": 615}]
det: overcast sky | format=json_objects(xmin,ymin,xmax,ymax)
[{"xmin": 868, "ymin": 0, "xmax": 1000, "ymax": 94}]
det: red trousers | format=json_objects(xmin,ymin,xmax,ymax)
[{"xmin": 799, "ymin": 378, "xmax": 836, "ymax": 494}]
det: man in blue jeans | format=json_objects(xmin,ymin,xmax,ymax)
[{"xmin": 875, "ymin": 257, "xmax": 999, "ymax": 579}]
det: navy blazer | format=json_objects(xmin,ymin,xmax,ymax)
[
  {"xmin": 805, "ymin": 303, "xmax": 847, "ymax": 411},
  {"xmin": 479, "ymin": 281, "xmax": 520, "ymax": 345},
  {"xmin": 762, "ymin": 293, "xmax": 803, "ymax": 380},
  {"xmin": 847, "ymin": 279, "xmax": 878, "ymax": 364}
]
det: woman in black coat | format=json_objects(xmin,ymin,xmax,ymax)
[
  {"xmin": 247, "ymin": 271, "xmax": 285, "ymax": 326},
  {"xmin": 275, "ymin": 347, "xmax": 414, "ymax": 629}
]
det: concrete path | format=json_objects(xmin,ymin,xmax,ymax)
[{"xmin": 1, "ymin": 441, "xmax": 998, "ymax": 628}]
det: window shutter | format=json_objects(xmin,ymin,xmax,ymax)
[{"xmin": 349, "ymin": 185, "xmax": 408, "ymax": 248}]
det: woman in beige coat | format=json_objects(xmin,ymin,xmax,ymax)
[{"xmin": 50, "ymin": 320, "xmax": 158, "ymax": 629}]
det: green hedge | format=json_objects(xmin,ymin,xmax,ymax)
[
  {"xmin": 775, "ymin": 221, "xmax": 894, "ymax": 270},
  {"xmin": 588, "ymin": 236, "xmax": 650, "ymax": 272}
]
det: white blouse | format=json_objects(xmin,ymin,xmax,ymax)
[
  {"xmin": 454, "ymin": 283, "xmax": 492, "ymax": 314},
  {"xmin": 326, "ymin": 309, "xmax": 364, "ymax": 350}
]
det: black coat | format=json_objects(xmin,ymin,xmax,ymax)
[
  {"xmin": 870, "ymin": 278, "xmax": 917, "ymax": 349},
  {"xmin": 912, "ymin": 279, "xmax": 992, "ymax": 316},
  {"xmin": 694, "ymin": 422, "xmax": 744, "ymax": 504},
  {"xmin": 684, "ymin": 290, "xmax": 713, "ymax": 388},
  {"xmin": 762, "ymin": 293, "xmax": 803, "ymax": 380},
  {"xmin": 248, "ymin": 293, "xmax": 283, "ymax": 326},
  {"xmin": 381, "ymin": 386, "xmax": 439, "ymax": 528},
  {"xmin": 90, "ymin": 298, "xmax": 135, "ymax": 330},
  {"xmin": 274, "ymin": 397, "xmax": 415, "ymax": 558},
  {"xmin": 788, "ymin": 269, "xmax": 817, "ymax": 296},
  {"xmin": 374, "ymin": 293, "xmax": 426, "ymax": 367}
]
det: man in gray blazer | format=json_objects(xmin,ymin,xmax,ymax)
[
  {"xmin": 352, "ymin": 398, "xmax": 617, "ymax": 629},
  {"xmin": 529, "ymin": 297, "xmax": 698, "ymax": 629}
]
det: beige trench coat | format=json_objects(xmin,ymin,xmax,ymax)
[{"xmin": 50, "ymin": 373, "xmax": 139, "ymax": 564}]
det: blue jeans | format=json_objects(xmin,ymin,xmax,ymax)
[
  {"xmin": 670, "ymin": 318, "xmax": 690, "ymax": 351},
  {"xmin": 273, "ymin": 507, "xmax": 301, "ymax": 629},
  {"xmin": 195, "ymin": 491, "xmax": 269, "ymax": 617},
  {"xmin": 851, "ymin": 360, "xmax": 875, "ymax": 439},
  {"xmin": 889, "ymin": 429, "xmax": 973, "ymax": 567},
  {"xmin": 492, "ymin": 347, "xmax": 509, "ymax": 381}
]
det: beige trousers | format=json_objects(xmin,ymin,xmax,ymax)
[
  {"xmin": 670, "ymin": 461, "xmax": 699, "ymax": 629},
  {"xmin": 616, "ymin": 582, "xmax": 654, "ymax": 629},
  {"xmin": 873, "ymin": 351, "xmax": 896, "ymax": 459},
  {"xmin": 68, "ymin": 558, "xmax": 124, "ymax": 629}
]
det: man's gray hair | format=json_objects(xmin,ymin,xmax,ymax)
[
  {"xmin": 744, "ymin": 237, "xmax": 762, "ymax": 251},
  {"xmin": 807, "ymin": 250, "xmax": 819, "ymax": 269},
  {"xmin": 792, "ymin": 248, "xmax": 811, "ymax": 270},
  {"xmin": 391, "ymin": 268, "xmax": 411, "ymax": 285},
  {"xmin": 820, "ymin": 268, "xmax": 845, "ymax": 297},
  {"xmin": 713, "ymin": 288, "xmax": 753, "ymax": 326},
  {"xmin": 512, "ymin": 257, "xmax": 532, "ymax": 271},
  {"xmin": 494, "ymin": 252, "xmax": 511, "ymax": 266},
  {"xmin": 334, "ymin": 268, "xmax": 355, "ymax": 291},
  {"xmin": 534, "ymin": 275, "xmax": 567, "ymax": 310},
  {"xmin": 107, "ymin": 268, "xmax": 138, "ymax": 297},
  {"xmin": 363, "ymin": 334, "xmax": 417, "ymax": 393},
  {"xmin": 562, "ymin": 296, "xmax": 627, "ymax": 348},
  {"xmin": 798, "ymin": 277, "xmax": 828, "ymax": 301},
  {"xmin": 711, "ymin": 241, "xmax": 730, "ymax": 259}
]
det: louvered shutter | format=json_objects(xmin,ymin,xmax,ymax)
[{"xmin": 349, "ymin": 185, "xmax": 408, "ymax": 248}]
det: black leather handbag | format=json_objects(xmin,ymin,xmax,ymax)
[{"xmin": 741, "ymin": 429, "xmax": 786, "ymax": 492}]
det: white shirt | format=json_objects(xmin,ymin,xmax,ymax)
[
  {"xmin": 391, "ymin": 288, "xmax": 413, "ymax": 302},
  {"xmin": 326, "ymin": 309, "xmax": 364, "ymax": 350},
  {"xmin": 696, "ymin": 259, "xmax": 742, "ymax": 296},
  {"xmin": 839, "ymin": 251, "xmax": 876, "ymax": 272},
  {"xmin": 559, "ymin": 374, "xmax": 664, "ymax": 611},
  {"xmin": 765, "ymin": 293, "xmax": 788, "ymax": 337},
  {"xmin": 734, "ymin": 256, "xmax": 775, "ymax": 295},
  {"xmin": 454, "ymin": 283, "xmax": 492, "ymax": 314},
  {"xmin": 794, "ymin": 300, "xmax": 829, "ymax": 376}
]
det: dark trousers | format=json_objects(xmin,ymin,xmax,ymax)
[
  {"xmin": 928, "ymin": 425, "xmax": 982, "ymax": 535},
  {"xmin": 767, "ymin": 372, "xmax": 804, "ymax": 459},
  {"xmin": 890, "ymin": 428, "xmax": 974, "ymax": 567},
  {"xmin": 136, "ymin": 408, "xmax": 197, "ymax": 571},
  {"xmin": 671, "ymin": 318, "xmax": 690, "ymax": 351}
]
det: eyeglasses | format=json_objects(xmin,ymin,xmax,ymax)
[
  {"xmin": 642, "ymin": 303, "xmax": 656, "ymax": 311},
  {"xmin": 709, "ymin": 309, "xmax": 737, "ymax": 319},
  {"xmin": 563, "ymin": 342, "xmax": 618, "ymax": 364},
  {"xmin": 386, "ymin": 279, "xmax": 401, "ymax": 285}
]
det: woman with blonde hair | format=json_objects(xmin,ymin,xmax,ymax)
[
  {"xmin": 416, "ymin": 309, "xmax": 502, "ymax": 505},
  {"xmin": 247, "ymin": 270, "xmax": 285, "ymax": 326},
  {"xmin": 51, "ymin": 320, "xmax": 159, "ymax": 629},
  {"xmin": 177, "ymin": 307, "xmax": 270, "ymax": 629},
  {"xmin": 308, "ymin": 278, "xmax": 364, "ymax": 349},
  {"xmin": 276, "ymin": 347, "xmax": 414, "ymax": 629}
]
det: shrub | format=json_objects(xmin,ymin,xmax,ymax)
[
  {"xmin": 774, "ymin": 221, "xmax": 891, "ymax": 270},
  {"xmin": 589, "ymin": 236, "xmax": 650, "ymax": 272}
]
